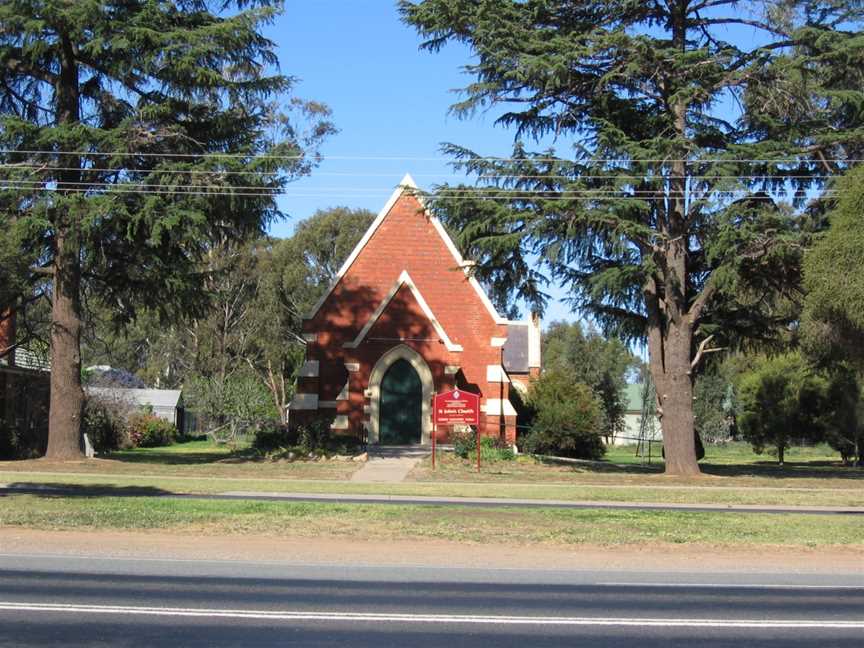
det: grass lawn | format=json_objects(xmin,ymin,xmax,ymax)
[
  {"xmin": 0, "ymin": 439, "xmax": 861, "ymax": 508},
  {"xmin": 0, "ymin": 438, "xmax": 362, "ymax": 481},
  {"xmin": 0, "ymin": 494, "xmax": 861, "ymax": 548},
  {"xmin": 409, "ymin": 442, "xmax": 863, "ymax": 490}
]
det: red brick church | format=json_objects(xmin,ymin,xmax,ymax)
[{"xmin": 289, "ymin": 174, "xmax": 540, "ymax": 446}]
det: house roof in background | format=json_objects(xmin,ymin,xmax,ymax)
[
  {"xmin": 86, "ymin": 387, "xmax": 182, "ymax": 410},
  {"xmin": 503, "ymin": 323, "xmax": 529, "ymax": 373},
  {"xmin": 624, "ymin": 383, "xmax": 645, "ymax": 413},
  {"xmin": 12, "ymin": 347, "xmax": 51, "ymax": 372}
]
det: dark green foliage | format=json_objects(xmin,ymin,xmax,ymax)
[
  {"xmin": 82, "ymin": 207, "xmax": 373, "ymax": 423},
  {"xmin": 543, "ymin": 321, "xmax": 637, "ymax": 441},
  {"xmin": 522, "ymin": 370, "xmax": 605, "ymax": 460},
  {"xmin": 803, "ymin": 166, "xmax": 864, "ymax": 368},
  {"xmin": 400, "ymin": 0, "xmax": 864, "ymax": 474},
  {"xmin": 252, "ymin": 414, "xmax": 362, "ymax": 456},
  {"xmin": 83, "ymin": 394, "xmax": 132, "ymax": 452},
  {"xmin": 451, "ymin": 429, "xmax": 515, "ymax": 461},
  {"xmin": 252, "ymin": 421, "xmax": 295, "ymax": 453},
  {"xmin": 0, "ymin": 0, "xmax": 334, "ymax": 453},
  {"xmin": 125, "ymin": 412, "xmax": 176, "ymax": 448},
  {"xmin": 736, "ymin": 353, "xmax": 858, "ymax": 465}
]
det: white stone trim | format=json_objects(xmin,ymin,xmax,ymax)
[
  {"xmin": 486, "ymin": 365, "xmax": 510, "ymax": 383},
  {"xmin": 444, "ymin": 365, "xmax": 460, "ymax": 375},
  {"xmin": 344, "ymin": 362, "xmax": 360, "ymax": 372},
  {"xmin": 483, "ymin": 398, "xmax": 517, "ymax": 416},
  {"xmin": 367, "ymin": 344, "xmax": 434, "ymax": 445},
  {"xmin": 305, "ymin": 173, "xmax": 507, "ymax": 325},
  {"xmin": 298, "ymin": 360, "xmax": 319, "ymax": 377},
  {"xmin": 490, "ymin": 337, "xmax": 507, "ymax": 347},
  {"xmin": 289, "ymin": 393, "xmax": 318, "ymax": 410},
  {"xmin": 343, "ymin": 270, "xmax": 463, "ymax": 352},
  {"xmin": 302, "ymin": 333, "xmax": 318, "ymax": 343},
  {"xmin": 363, "ymin": 388, "xmax": 373, "ymax": 398},
  {"xmin": 528, "ymin": 313, "xmax": 542, "ymax": 368},
  {"xmin": 330, "ymin": 415, "xmax": 350, "ymax": 430},
  {"xmin": 336, "ymin": 380, "xmax": 349, "ymax": 401},
  {"xmin": 318, "ymin": 400, "xmax": 338, "ymax": 408}
]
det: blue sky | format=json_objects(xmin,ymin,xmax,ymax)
[{"xmin": 264, "ymin": 1, "xmax": 578, "ymax": 323}]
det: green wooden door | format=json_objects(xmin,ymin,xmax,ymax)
[{"xmin": 379, "ymin": 359, "xmax": 422, "ymax": 445}]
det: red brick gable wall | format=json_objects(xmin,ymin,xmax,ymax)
[
  {"xmin": 296, "ymin": 189, "xmax": 517, "ymax": 443},
  {"xmin": 306, "ymin": 193, "xmax": 502, "ymax": 347}
]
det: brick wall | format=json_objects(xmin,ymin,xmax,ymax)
[{"xmin": 295, "ymin": 191, "xmax": 517, "ymax": 443}]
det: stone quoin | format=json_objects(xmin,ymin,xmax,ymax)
[{"xmin": 288, "ymin": 174, "xmax": 541, "ymax": 446}]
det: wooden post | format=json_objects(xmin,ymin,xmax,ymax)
[
  {"xmin": 432, "ymin": 421, "xmax": 437, "ymax": 470},
  {"xmin": 476, "ymin": 426, "xmax": 481, "ymax": 472}
]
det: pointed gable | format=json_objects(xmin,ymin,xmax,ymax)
[
  {"xmin": 304, "ymin": 174, "xmax": 506, "ymax": 349},
  {"xmin": 344, "ymin": 271, "xmax": 462, "ymax": 351}
]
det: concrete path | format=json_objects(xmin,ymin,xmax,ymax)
[{"xmin": 348, "ymin": 446, "xmax": 430, "ymax": 483}]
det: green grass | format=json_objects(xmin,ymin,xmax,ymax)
[
  {"xmin": 0, "ymin": 437, "xmax": 362, "ymax": 480},
  {"xmin": 1, "ymin": 494, "xmax": 861, "ymax": 547},
  {"xmin": 0, "ymin": 439, "xmax": 861, "ymax": 509}
]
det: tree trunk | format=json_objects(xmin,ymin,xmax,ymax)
[
  {"xmin": 45, "ymin": 31, "xmax": 84, "ymax": 460},
  {"xmin": 651, "ymin": 323, "xmax": 700, "ymax": 477},
  {"xmin": 45, "ymin": 226, "xmax": 84, "ymax": 460}
]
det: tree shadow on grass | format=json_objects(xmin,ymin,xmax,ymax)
[
  {"xmin": 699, "ymin": 461, "xmax": 864, "ymax": 481},
  {"xmin": 104, "ymin": 445, "xmax": 266, "ymax": 467},
  {"xmin": 0, "ymin": 482, "xmax": 174, "ymax": 498},
  {"xmin": 538, "ymin": 456, "xmax": 864, "ymax": 482}
]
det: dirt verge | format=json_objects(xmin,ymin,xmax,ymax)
[{"xmin": 1, "ymin": 526, "xmax": 861, "ymax": 574}]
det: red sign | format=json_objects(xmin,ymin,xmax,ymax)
[{"xmin": 433, "ymin": 389, "xmax": 480, "ymax": 426}]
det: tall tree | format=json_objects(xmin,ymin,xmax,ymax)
[
  {"xmin": 400, "ymin": 0, "xmax": 864, "ymax": 475},
  {"xmin": 252, "ymin": 207, "xmax": 375, "ymax": 419},
  {"xmin": 0, "ymin": 0, "xmax": 333, "ymax": 458},
  {"xmin": 542, "ymin": 321, "xmax": 638, "ymax": 442}
]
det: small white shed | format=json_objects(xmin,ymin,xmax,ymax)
[{"xmin": 86, "ymin": 387, "xmax": 185, "ymax": 429}]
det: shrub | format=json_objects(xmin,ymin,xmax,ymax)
[
  {"xmin": 736, "ymin": 353, "xmax": 830, "ymax": 465},
  {"xmin": 83, "ymin": 392, "xmax": 135, "ymax": 452},
  {"xmin": 297, "ymin": 415, "xmax": 333, "ymax": 455},
  {"xmin": 451, "ymin": 429, "xmax": 515, "ymax": 461},
  {"xmin": 522, "ymin": 370, "xmax": 605, "ymax": 460},
  {"xmin": 125, "ymin": 412, "xmax": 177, "ymax": 448},
  {"xmin": 252, "ymin": 421, "xmax": 296, "ymax": 453}
]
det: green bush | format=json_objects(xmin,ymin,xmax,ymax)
[
  {"xmin": 297, "ymin": 416, "xmax": 332, "ymax": 455},
  {"xmin": 83, "ymin": 396, "xmax": 132, "ymax": 452},
  {"xmin": 451, "ymin": 429, "xmax": 515, "ymax": 461},
  {"xmin": 522, "ymin": 370, "xmax": 605, "ymax": 460},
  {"xmin": 125, "ymin": 412, "xmax": 177, "ymax": 448},
  {"xmin": 736, "ymin": 353, "xmax": 834, "ymax": 465},
  {"xmin": 252, "ymin": 421, "xmax": 296, "ymax": 452}
]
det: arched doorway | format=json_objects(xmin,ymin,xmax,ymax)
[
  {"xmin": 367, "ymin": 344, "xmax": 434, "ymax": 445},
  {"xmin": 379, "ymin": 359, "xmax": 422, "ymax": 445}
]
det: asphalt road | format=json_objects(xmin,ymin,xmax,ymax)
[{"xmin": 0, "ymin": 554, "xmax": 861, "ymax": 647}]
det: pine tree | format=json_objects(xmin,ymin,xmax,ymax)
[
  {"xmin": 0, "ymin": 0, "xmax": 334, "ymax": 459},
  {"xmin": 401, "ymin": 0, "xmax": 864, "ymax": 475}
]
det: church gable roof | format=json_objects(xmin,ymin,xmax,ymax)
[
  {"xmin": 305, "ymin": 174, "xmax": 506, "ymax": 326},
  {"xmin": 343, "ymin": 271, "xmax": 463, "ymax": 352}
]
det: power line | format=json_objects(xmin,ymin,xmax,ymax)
[
  {"xmin": 0, "ymin": 149, "xmax": 859, "ymax": 163},
  {"xmin": 0, "ymin": 179, "xmax": 840, "ymax": 194},
  {"xmin": 0, "ymin": 164, "xmax": 839, "ymax": 181},
  {"xmin": 0, "ymin": 181, "xmax": 843, "ymax": 201}
]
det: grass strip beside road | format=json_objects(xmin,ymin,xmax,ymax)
[
  {"xmin": 1, "ymin": 495, "xmax": 862, "ymax": 548},
  {"xmin": 1, "ymin": 470, "xmax": 862, "ymax": 508}
]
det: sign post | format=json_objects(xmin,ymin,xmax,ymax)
[
  {"xmin": 433, "ymin": 388, "xmax": 481, "ymax": 471},
  {"xmin": 432, "ymin": 421, "xmax": 437, "ymax": 469}
]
